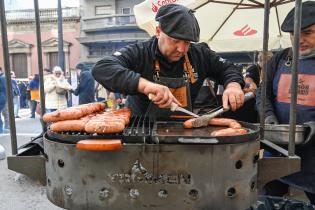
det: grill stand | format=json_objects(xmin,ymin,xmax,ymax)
[{"xmin": 44, "ymin": 136, "xmax": 259, "ymax": 210}]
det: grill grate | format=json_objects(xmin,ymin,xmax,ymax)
[
  {"xmin": 123, "ymin": 116, "xmax": 153, "ymax": 143},
  {"xmin": 47, "ymin": 116, "xmax": 153, "ymax": 144}
]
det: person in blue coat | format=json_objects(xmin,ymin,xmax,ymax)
[
  {"xmin": 0, "ymin": 67, "xmax": 7, "ymax": 133},
  {"xmin": 73, "ymin": 62, "xmax": 95, "ymax": 105}
]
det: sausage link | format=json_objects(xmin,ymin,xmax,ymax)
[
  {"xmin": 43, "ymin": 108, "xmax": 84, "ymax": 122},
  {"xmin": 210, "ymin": 128, "xmax": 248, "ymax": 136},
  {"xmin": 43, "ymin": 102, "xmax": 105, "ymax": 123},
  {"xmin": 183, "ymin": 118, "xmax": 195, "ymax": 128},
  {"xmin": 208, "ymin": 118, "xmax": 241, "ymax": 129},
  {"xmin": 85, "ymin": 120, "xmax": 125, "ymax": 134},
  {"xmin": 50, "ymin": 120, "xmax": 87, "ymax": 132},
  {"xmin": 183, "ymin": 117, "xmax": 242, "ymax": 129}
]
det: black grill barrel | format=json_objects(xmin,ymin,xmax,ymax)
[{"xmin": 44, "ymin": 119, "xmax": 260, "ymax": 210}]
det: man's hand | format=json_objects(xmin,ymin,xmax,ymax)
[
  {"xmin": 243, "ymin": 77, "xmax": 257, "ymax": 93},
  {"xmin": 222, "ymin": 82, "xmax": 244, "ymax": 111},
  {"xmin": 138, "ymin": 78, "xmax": 181, "ymax": 108}
]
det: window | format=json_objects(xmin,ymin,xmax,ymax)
[
  {"xmin": 95, "ymin": 5, "xmax": 112, "ymax": 15},
  {"xmin": 49, "ymin": 52, "xmax": 58, "ymax": 70},
  {"xmin": 12, "ymin": 53, "xmax": 27, "ymax": 78},
  {"xmin": 89, "ymin": 45, "xmax": 114, "ymax": 57},
  {"xmin": 122, "ymin": 8, "xmax": 131, "ymax": 14}
]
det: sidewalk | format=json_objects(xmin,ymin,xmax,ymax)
[
  {"xmin": 0, "ymin": 113, "xmax": 61, "ymax": 210},
  {"xmin": 1, "ymin": 108, "xmax": 42, "ymax": 136}
]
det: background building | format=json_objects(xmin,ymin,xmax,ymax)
[
  {"xmin": 78, "ymin": 0, "xmax": 150, "ymax": 63},
  {"xmin": 0, "ymin": 5, "xmax": 80, "ymax": 79}
]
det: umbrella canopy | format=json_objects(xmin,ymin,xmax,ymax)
[{"xmin": 134, "ymin": 0, "xmax": 311, "ymax": 52}]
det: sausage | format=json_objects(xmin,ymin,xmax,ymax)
[
  {"xmin": 98, "ymin": 108, "xmax": 131, "ymax": 125},
  {"xmin": 208, "ymin": 118, "xmax": 241, "ymax": 129},
  {"xmin": 43, "ymin": 102, "xmax": 105, "ymax": 123},
  {"xmin": 43, "ymin": 108, "xmax": 84, "ymax": 123},
  {"xmin": 89, "ymin": 115, "xmax": 126, "ymax": 125},
  {"xmin": 108, "ymin": 108, "xmax": 131, "ymax": 119},
  {"xmin": 183, "ymin": 118, "xmax": 195, "ymax": 129},
  {"xmin": 183, "ymin": 117, "xmax": 242, "ymax": 129},
  {"xmin": 210, "ymin": 128, "xmax": 248, "ymax": 136},
  {"xmin": 85, "ymin": 120, "xmax": 125, "ymax": 134},
  {"xmin": 50, "ymin": 120, "xmax": 87, "ymax": 132},
  {"xmin": 77, "ymin": 102, "xmax": 105, "ymax": 115}
]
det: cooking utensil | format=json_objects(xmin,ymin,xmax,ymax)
[
  {"xmin": 262, "ymin": 121, "xmax": 315, "ymax": 145},
  {"xmin": 148, "ymin": 93, "xmax": 200, "ymax": 118},
  {"xmin": 192, "ymin": 92, "xmax": 255, "ymax": 128}
]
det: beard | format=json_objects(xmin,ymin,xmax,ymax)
[{"xmin": 300, "ymin": 47, "xmax": 315, "ymax": 59}]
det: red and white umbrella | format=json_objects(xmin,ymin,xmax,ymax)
[{"xmin": 134, "ymin": 0, "xmax": 311, "ymax": 52}]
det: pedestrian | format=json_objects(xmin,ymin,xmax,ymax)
[
  {"xmin": 28, "ymin": 74, "xmax": 40, "ymax": 118},
  {"xmin": 92, "ymin": 4, "xmax": 245, "ymax": 117},
  {"xmin": 44, "ymin": 67, "xmax": 53, "ymax": 82},
  {"xmin": 73, "ymin": 62, "xmax": 95, "ymax": 105},
  {"xmin": 11, "ymin": 71, "xmax": 21, "ymax": 118},
  {"xmin": 243, "ymin": 51, "xmax": 273, "ymax": 94},
  {"xmin": 95, "ymin": 82, "xmax": 109, "ymax": 102},
  {"xmin": 0, "ymin": 67, "xmax": 6, "ymax": 133},
  {"xmin": 256, "ymin": 1, "xmax": 315, "ymax": 205},
  {"xmin": 26, "ymin": 78, "xmax": 32, "ymax": 112},
  {"xmin": 18, "ymin": 80, "xmax": 28, "ymax": 108},
  {"xmin": 44, "ymin": 66, "xmax": 72, "ymax": 112}
]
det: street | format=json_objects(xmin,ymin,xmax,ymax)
[{"xmin": 0, "ymin": 109, "xmax": 62, "ymax": 210}]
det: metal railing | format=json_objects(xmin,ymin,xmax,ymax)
[
  {"xmin": 82, "ymin": 14, "xmax": 136, "ymax": 30},
  {"xmin": 5, "ymin": 7, "xmax": 79, "ymax": 21}
]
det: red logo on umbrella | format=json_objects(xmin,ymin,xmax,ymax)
[
  {"xmin": 234, "ymin": 24, "xmax": 257, "ymax": 36},
  {"xmin": 152, "ymin": 2, "xmax": 159, "ymax": 12},
  {"xmin": 151, "ymin": 0, "xmax": 179, "ymax": 13}
]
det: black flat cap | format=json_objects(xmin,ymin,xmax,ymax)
[
  {"xmin": 281, "ymin": 1, "xmax": 315, "ymax": 32},
  {"xmin": 155, "ymin": 4, "xmax": 200, "ymax": 42}
]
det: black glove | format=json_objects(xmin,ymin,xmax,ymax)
[{"xmin": 265, "ymin": 115, "xmax": 279, "ymax": 124}]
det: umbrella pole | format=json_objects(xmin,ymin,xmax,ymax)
[
  {"xmin": 34, "ymin": 0, "xmax": 47, "ymax": 132},
  {"xmin": 0, "ymin": 0, "xmax": 18, "ymax": 155},
  {"xmin": 288, "ymin": 0, "xmax": 302, "ymax": 157},
  {"xmin": 259, "ymin": 0, "xmax": 271, "ymax": 140}
]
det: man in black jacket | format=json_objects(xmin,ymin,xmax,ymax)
[
  {"xmin": 92, "ymin": 4, "xmax": 245, "ymax": 117},
  {"xmin": 73, "ymin": 62, "xmax": 95, "ymax": 105}
]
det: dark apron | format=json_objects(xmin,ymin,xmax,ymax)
[
  {"xmin": 146, "ymin": 54, "xmax": 197, "ymax": 119},
  {"xmin": 272, "ymin": 57, "xmax": 315, "ymax": 193}
]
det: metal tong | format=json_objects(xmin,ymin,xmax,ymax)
[{"xmin": 191, "ymin": 92, "xmax": 255, "ymax": 128}]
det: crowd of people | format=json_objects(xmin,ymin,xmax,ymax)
[{"xmin": 0, "ymin": 62, "xmax": 125, "ymax": 134}]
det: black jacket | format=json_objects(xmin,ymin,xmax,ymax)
[
  {"xmin": 74, "ymin": 68, "xmax": 95, "ymax": 105},
  {"xmin": 245, "ymin": 64, "xmax": 260, "ymax": 86},
  {"xmin": 92, "ymin": 37, "xmax": 244, "ymax": 114},
  {"xmin": 0, "ymin": 73, "xmax": 6, "ymax": 106}
]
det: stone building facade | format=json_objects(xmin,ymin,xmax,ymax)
[{"xmin": 0, "ymin": 7, "xmax": 81, "ymax": 79}]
